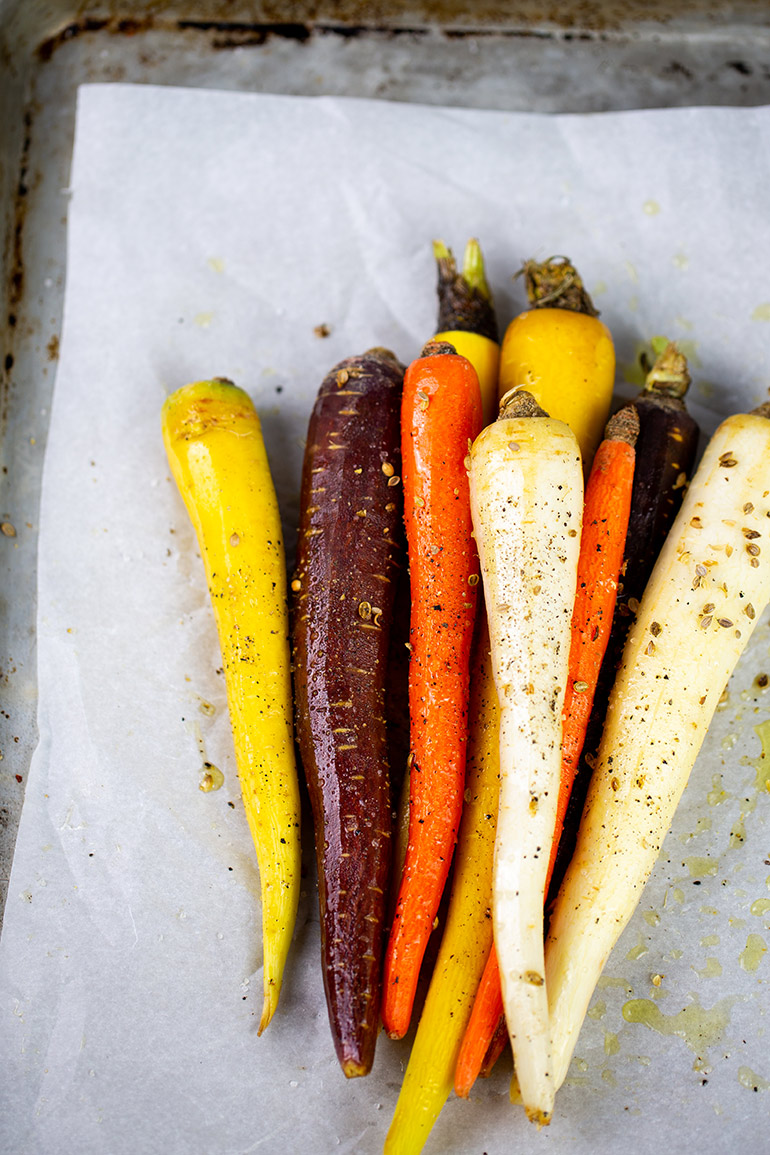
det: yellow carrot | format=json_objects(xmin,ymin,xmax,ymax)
[
  {"xmin": 498, "ymin": 256, "xmax": 614, "ymax": 468},
  {"xmin": 162, "ymin": 378, "xmax": 301, "ymax": 1033}
]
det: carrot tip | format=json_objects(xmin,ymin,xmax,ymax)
[
  {"xmin": 525, "ymin": 1108, "xmax": 552, "ymax": 1128},
  {"xmin": 257, "ymin": 993, "xmax": 274, "ymax": 1036},
  {"xmin": 341, "ymin": 1059, "xmax": 370, "ymax": 1079}
]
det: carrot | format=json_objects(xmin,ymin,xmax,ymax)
[
  {"xmin": 454, "ymin": 943, "xmax": 504, "ymax": 1098},
  {"xmin": 550, "ymin": 342, "xmax": 700, "ymax": 894},
  {"xmin": 291, "ymin": 348, "xmax": 405, "ymax": 1077},
  {"xmin": 433, "ymin": 238, "xmax": 500, "ymax": 425},
  {"xmin": 454, "ymin": 402, "xmax": 639, "ymax": 1097},
  {"xmin": 547, "ymin": 400, "xmax": 770, "ymax": 1091},
  {"xmin": 498, "ymin": 256, "xmax": 615, "ymax": 469},
  {"xmin": 161, "ymin": 379, "xmax": 301, "ymax": 1034},
  {"xmin": 381, "ymin": 340, "xmax": 483, "ymax": 1041},
  {"xmin": 390, "ymin": 240, "xmax": 498, "ymax": 906},
  {"xmin": 468, "ymin": 389, "xmax": 583, "ymax": 1124},
  {"xmin": 549, "ymin": 403, "xmax": 639, "ymax": 875},
  {"xmin": 384, "ymin": 612, "xmax": 500, "ymax": 1154}
]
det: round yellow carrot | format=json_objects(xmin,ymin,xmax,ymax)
[
  {"xmin": 498, "ymin": 257, "xmax": 614, "ymax": 468},
  {"xmin": 162, "ymin": 378, "xmax": 301, "ymax": 1034}
]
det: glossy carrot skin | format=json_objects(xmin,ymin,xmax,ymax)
[
  {"xmin": 381, "ymin": 342, "xmax": 483, "ymax": 1040},
  {"xmin": 455, "ymin": 406, "xmax": 638, "ymax": 1096},
  {"xmin": 292, "ymin": 349, "xmax": 405, "ymax": 1077}
]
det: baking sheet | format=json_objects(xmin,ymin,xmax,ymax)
[{"xmin": 1, "ymin": 83, "xmax": 769, "ymax": 1153}]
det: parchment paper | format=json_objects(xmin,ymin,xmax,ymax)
[{"xmin": 1, "ymin": 84, "xmax": 770, "ymax": 1154}]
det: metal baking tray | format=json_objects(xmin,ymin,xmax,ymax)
[{"xmin": 2, "ymin": 0, "xmax": 770, "ymax": 921}]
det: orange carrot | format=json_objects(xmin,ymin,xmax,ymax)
[
  {"xmin": 381, "ymin": 340, "xmax": 483, "ymax": 1041},
  {"xmin": 454, "ymin": 943, "xmax": 504, "ymax": 1098},
  {"xmin": 454, "ymin": 403, "xmax": 639, "ymax": 1097}
]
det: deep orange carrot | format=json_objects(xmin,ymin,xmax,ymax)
[
  {"xmin": 454, "ymin": 942, "xmax": 504, "ymax": 1098},
  {"xmin": 381, "ymin": 340, "xmax": 483, "ymax": 1041},
  {"xmin": 454, "ymin": 403, "xmax": 639, "ymax": 1097}
]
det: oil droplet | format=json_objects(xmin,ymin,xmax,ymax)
[
  {"xmin": 730, "ymin": 815, "xmax": 747, "ymax": 849},
  {"xmin": 621, "ymin": 995, "xmax": 735, "ymax": 1054},
  {"xmin": 207, "ymin": 256, "xmax": 225, "ymax": 274},
  {"xmin": 672, "ymin": 251, "xmax": 689, "ymax": 270},
  {"xmin": 643, "ymin": 910, "xmax": 661, "ymax": 927},
  {"xmin": 738, "ymin": 1065, "xmax": 770, "ymax": 1092},
  {"xmin": 199, "ymin": 764, "xmax": 224, "ymax": 792},
  {"xmin": 668, "ymin": 887, "xmax": 685, "ymax": 906},
  {"xmin": 604, "ymin": 1032, "xmax": 620, "ymax": 1055},
  {"xmin": 198, "ymin": 700, "xmax": 216, "ymax": 717},
  {"xmin": 624, "ymin": 260, "xmax": 639, "ymax": 283},
  {"xmin": 707, "ymin": 775, "xmax": 730, "ymax": 806},
  {"xmin": 670, "ymin": 948, "xmax": 684, "ymax": 960},
  {"xmin": 750, "ymin": 899, "xmax": 770, "ymax": 916},
  {"xmin": 722, "ymin": 732, "xmax": 738, "ymax": 751},
  {"xmin": 751, "ymin": 303, "xmax": 770, "ymax": 322},
  {"xmin": 752, "ymin": 720, "xmax": 770, "ymax": 792},
  {"xmin": 597, "ymin": 976, "xmax": 634, "ymax": 994},
  {"xmin": 739, "ymin": 933, "xmax": 767, "ymax": 972},
  {"xmin": 694, "ymin": 957, "xmax": 722, "ymax": 979},
  {"xmin": 643, "ymin": 199, "xmax": 661, "ymax": 215},
  {"xmin": 194, "ymin": 311, "xmax": 214, "ymax": 328},
  {"xmin": 587, "ymin": 999, "xmax": 607, "ymax": 1021},
  {"xmin": 684, "ymin": 856, "xmax": 718, "ymax": 878},
  {"xmin": 575, "ymin": 1057, "xmax": 589, "ymax": 1072},
  {"xmin": 675, "ymin": 315, "xmax": 694, "ymax": 331},
  {"xmin": 626, "ymin": 935, "xmax": 649, "ymax": 961},
  {"xmin": 601, "ymin": 1067, "xmax": 617, "ymax": 1086},
  {"xmin": 701, "ymin": 934, "xmax": 720, "ymax": 946},
  {"xmin": 593, "ymin": 280, "xmax": 608, "ymax": 296}
]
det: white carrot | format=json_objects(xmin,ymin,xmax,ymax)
[
  {"xmin": 546, "ymin": 402, "xmax": 770, "ymax": 1091},
  {"xmin": 468, "ymin": 389, "xmax": 583, "ymax": 1125}
]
